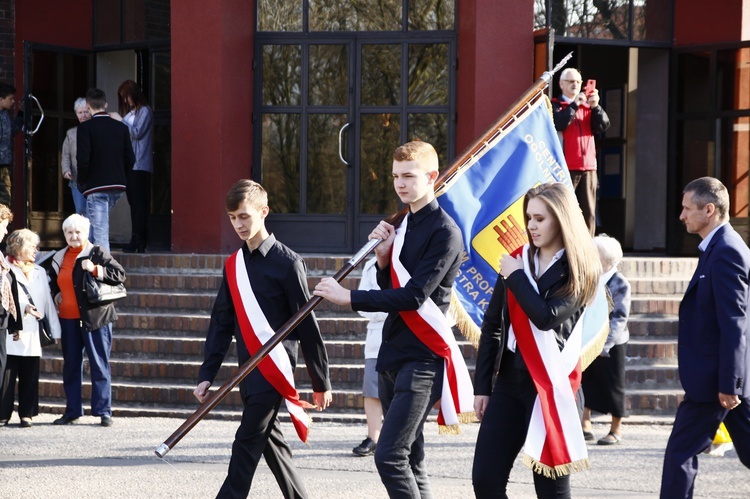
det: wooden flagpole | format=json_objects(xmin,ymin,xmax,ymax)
[{"xmin": 155, "ymin": 52, "xmax": 573, "ymax": 458}]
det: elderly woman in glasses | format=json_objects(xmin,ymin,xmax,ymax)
[
  {"xmin": 0, "ymin": 229, "xmax": 61, "ymax": 428},
  {"xmin": 49, "ymin": 214, "xmax": 125, "ymax": 427}
]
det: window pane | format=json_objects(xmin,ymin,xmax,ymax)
[
  {"xmin": 408, "ymin": 44, "xmax": 449, "ymax": 105},
  {"xmin": 360, "ymin": 113, "xmax": 401, "ymax": 214},
  {"xmin": 61, "ymin": 54, "xmax": 89, "ymax": 112},
  {"xmin": 31, "ymin": 51, "xmax": 58, "ymax": 110},
  {"xmin": 257, "ymin": 0, "xmax": 302, "ymax": 32},
  {"xmin": 309, "ymin": 45, "xmax": 348, "ymax": 107},
  {"xmin": 552, "ymin": 0, "xmax": 630, "ymax": 40},
  {"xmin": 677, "ymin": 53, "xmax": 710, "ymax": 114},
  {"xmin": 633, "ymin": 0, "xmax": 672, "ymax": 42},
  {"xmin": 307, "ymin": 114, "xmax": 347, "ymax": 214},
  {"xmin": 534, "ymin": 0, "xmax": 547, "ymax": 30},
  {"xmin": 262, "ymin": 45, "xmax": 301, "ymax": 106},
  {"xmin": 151, "ymin": 51, "xmax": 171, "ymax": 112},
  {"xmin": 408, "ymin": 0, "xmax": 455, "ymax": 30},
  {"xmin": 30, "ymin": 117, "xmax": 60, "ymax": 212},
  {"xmin": 408, "ymin": 113, "xmax": 449, "ymax": 168},
  {"xmin": 361, "ymin": 44, "xmax": 401, "ymax": 106},
  {"xmin": 718, "ymin": 48, "xmax": 750, "ymax": 112},
  {"xmin": 94, "ymin": 0, "xmax": 121, "ymax": 45},
  {"xmin": 262, "ymin": 114, "xmax": 301, "ymax": 213},
  {"xmin": 309, "ymin": 0, "xmax": 402, "ymax": 31},
  {"xmin": 124, "ymin": 0, "xmax": 146, "ymax": 42}
]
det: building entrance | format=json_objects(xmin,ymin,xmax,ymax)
[{"xmin": 255, "ymin": 2, "xmax": 457, "ymax": 253}]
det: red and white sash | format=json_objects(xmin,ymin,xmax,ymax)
[
  {"xmin": 225, "ymin": 250, "xmax": 312, "ymax": 443},
  {"xmin": 507, "ymin": 244, "xmax": 590, "ymax": 477},
  {"xmin": 390, "ymin": 216, "xmax": 475, "ymax": 433}
]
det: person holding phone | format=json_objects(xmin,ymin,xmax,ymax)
[{"xmin": 552, "ymin": 68, "xmax": 610, "ymax": 235}]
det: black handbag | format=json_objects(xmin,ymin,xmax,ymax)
[
  {"xmin": 83, "ymin": 271, "xmax": 127, "ymax": 304},
  {"xmin": 17, "ymin": 281, "xmax": 55, "ymax": 348}
]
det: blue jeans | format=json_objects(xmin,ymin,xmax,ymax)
[
  {"xmin": 375, "ymin": 360, "xmax": 443, "ymax": 499},
  {"xmin": 70, "ymin": 183, "xmax": 86, "ymax": 215},
  {"xmin": 85, "ymin": 191, "xmax": 123, "ymax": 252},
  {"xmin": 60, "ymin": 319, "xmax": 113, "ymax": 418}
]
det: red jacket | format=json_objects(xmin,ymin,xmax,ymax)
[{"xmin": 551, "ymin": 98, "xmax": 610, "ymax": 171}]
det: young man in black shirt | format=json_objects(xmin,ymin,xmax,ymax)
[
  {"xmin": 315, "ymin": 141, "xmax": 469, "ymax": 498},
  {"xmin": 195, "ymin": 179, "xmax": 332, "ymax": 499}
]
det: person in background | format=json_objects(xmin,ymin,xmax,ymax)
[
  {"xmin": 61, "ymin": 97, "xmax": 91, "ymax": 215},
  {"xmin": 0, "ymin": 203, "xmax": 21, "ymax": 408},
  {"xmin": 660, "ymin": 177, "xmax": 750, "ymax": 498},
  {"xmin": 49, "ymin": 214, "xmax": 125, "ymax": 427},
  {"xmin": 0, "ymin": 82, "xmax": 23, "ymax": 207},
  {"xmin": 0, "ymin": 229, "xmax": 61, "ymax": 427},
  {"xmin": 552, "ymin": 68, "xmax": 610, "ymax": 236},
  {"xmin": 472, "ymin": 183, "xmax": 601, "ymax": 499},
  {"xmin": 117, "ymin": 80, "xmax": 153, "ymax": 253},
  {"xmin": 351, "ymin": 257, "xmax": 385, "ymax": 457},
  {"xmin": 76, "ymin": 87, "xmax": 134, "ymax": 253},
  {"xmin": 581, "ymin": 234, "xmax": 631, "ymax": 445}
]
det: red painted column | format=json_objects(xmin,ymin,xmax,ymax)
[
  {"xmin": 456, "ymin": 0, "xmax": 533, "ymax": 154},
  {"xmin": 171, "ymin": 0, "xmax": 254, "ymax": 253}
]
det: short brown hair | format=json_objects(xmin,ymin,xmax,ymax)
[
  {"xmin": 225, "ymin": 179, "xmax": 268, "ymax": 212},
  {"xmin": 393, "ymin": 141, "xmax": 439, "ymax": 172},
  {"xmin": 0, "ymin": 203, "xmax": 12, "ymax": 223}
]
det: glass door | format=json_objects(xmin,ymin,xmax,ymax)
[
  {"xmin": 23, "ymin": 42, "xmax": 93, "ymax": 248},
  {"xmin": 255, "ymin": 1, "xmax": 456, "ymax": 253}
]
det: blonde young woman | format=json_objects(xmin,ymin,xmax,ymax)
[
  {"xmin": 0, "ymin": 229, "xmax": 61, "ymax": 427},
  {"xmin": 472, "ymin": 183, "xmax": 601, "ymax": 499}
]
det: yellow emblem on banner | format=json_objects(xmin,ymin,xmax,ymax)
[{"xmin": 471, "ymin": 195, "xmax": 529, "ymax": 273}]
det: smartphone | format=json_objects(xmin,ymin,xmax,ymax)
[{"xmin": 585, "ymin": 79, "xmax": 597, "ymax": 97}]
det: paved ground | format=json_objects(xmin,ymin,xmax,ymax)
[{"xmin": 1, "ymin": 413, "xmax": 748, "ymax": 498}]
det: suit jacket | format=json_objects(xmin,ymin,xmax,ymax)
[
  {"xmin": 474, "ymin": 253, "xmax": 584, "ymax": 396},
  {"xmin": 678, "ymin": 224, "xmax": 750, "ymax": 402},
  {"xmin": 76, "ymin": 113, "xmax": 135, "ymax": 196}
]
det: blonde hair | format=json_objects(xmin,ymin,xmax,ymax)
[
  {"xmin": 524, "ymin": 183, "xmax": 601, "ymax": 307},
  {"xmin": 393, "ymin": 141, "xmax": 439, "ymax": 172},
  {"xmin": 0, "ymin": 203, "xmax": 12, "ymax": 223},
  {"xmin": 6, "ymin": 229, "xmax": 40, "ymax": 260}
]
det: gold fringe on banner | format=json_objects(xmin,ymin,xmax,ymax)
[
  {"xmin": 437, "ymin": 412, "xmax": 477, "ymax": 435},
  {"xmin": 522, "ymin": 455, "xmax": 591, "ymax": 478},
  {"xmin": 449, "ymin": 289, "xmax": 481, "ymax": 347}
]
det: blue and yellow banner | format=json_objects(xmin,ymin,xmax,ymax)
[{"xmin": 438, "ymin": 96, "xmax": 573, "ymax": 331}]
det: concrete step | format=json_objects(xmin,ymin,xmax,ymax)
[
  {"xmin": 625, "ymin": 364, "xmax": 681, "ymax": 390},
  {"xmin": 630, "ymin": 295, "xmax": 682, "ymax": 315},
  {"xmin": 627, "ymin": 314, "xmax": 678, "ymax": 337},
  {"xmin": 619, "ymin": 257, "xmax": 697, "ymax": 280},
  {"xmin": 626, "ymin": 338, "xmax": 678, "ymax": 365},
  {"xmin": 627, "ymin": 277, "xmax": 690, "ymax": 296},
  {"xmin": 625, "ymin": 389, "xmax": 684, "ymax": 414}
]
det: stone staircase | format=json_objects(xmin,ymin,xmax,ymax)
[{"xmin": 37, "ymin": 253, "xmax": 694, "ymax": 422}]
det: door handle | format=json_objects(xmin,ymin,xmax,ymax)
[
  {"xmin": 338, "ymin": 122, "xmax": 350, "ymax": 166},
  {"xmin": 27, "ymin": 94, "xmax": 45, "ymax": 136}
]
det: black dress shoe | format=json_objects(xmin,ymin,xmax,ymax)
[
  {"xmin": 100, "ymin": 415, "xmax": 114, "ymax": 427},
  {"xmin": 352, "ymin": 437, "xmax": 377, "ymax": 456},
  {"xmin": 53, "ymin": 416, "xmax": 79, "ymax": 425}
]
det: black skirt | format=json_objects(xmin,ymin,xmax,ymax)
[{"xmin": 581, "ymin": 342, "xmax": 627, "ymax": 417}]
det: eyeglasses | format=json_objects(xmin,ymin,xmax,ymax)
[{"xmin": 562, "ymin": 79, "xmax": 582, "ymax": 84}]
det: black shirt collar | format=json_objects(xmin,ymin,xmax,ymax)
[
  {"xmin": 408, "ymin": 198, "xmax": 439, "ymax": 226},
  {"xmin": 242, "ymin": 233, "xmax": 276, "ymax": 258}
]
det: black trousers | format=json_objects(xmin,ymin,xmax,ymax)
[
  {"xmin": 0, "ymin": 355, "xmax": 40, "ymax": 419},
  {"xmin": 660, "ymin": 395, "xmax": 750, "ymax": 498},
  {"xmin": 570, "ymin": 170, "xmax": 597, "ymax": 236},
  {"xmin": 126, "ymin": 169, "xmax": 151, "ymax": 245},
  {"xmin": 0, "ymin": 328, "xmax": 6, "ymax": 396},
  {"xmin": 473, "ymin": 351, "xmax": 571, "ymax": 499},
  {"xmin": 217, "ymin": 390, "xmax": 307, "ymax": 499}
]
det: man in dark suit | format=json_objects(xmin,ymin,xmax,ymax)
[
  {"xmin": 660, "ymin": 177, "xmax": 750, "ymax": 498},
  {"xmin": 77, "ymin": 87, "xmax": 134, "ymax": 252}
]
